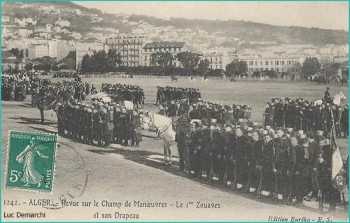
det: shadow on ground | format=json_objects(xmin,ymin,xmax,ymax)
[{"xmin": 87, "ymin": 145, "xmax": 327, "ymax": 214}]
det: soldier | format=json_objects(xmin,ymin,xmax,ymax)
[
  {"xmin": 273, "ymin": 129, "xmax": 290, "ymax": 201},
  {"xmin": 119, "ymin": 108, "xmax": 129, "ymax": 146},
  {"xmin": 294, "ymin": 136, "xmax": 310, "ymax": 205},
  {"xmin": 340, "ymin": 105, "xmax": 348, "ymax": 137},
  {"xmin": 223, "ymin": 126, "xmax": 235, "ymax": 186},
  {"xmin": 212, "ymin": 125, "xmax": 225, "ymax": 183},
  {"xmin": 323, "ymin": 87, "xmax": 332, "ymax": 104},
  {"xmin": 247, "ymin": 131, "xmax": 260, "ymax": 193},
  {"xmin": 104, "ymin": 105, "xmax": 114, "ymax": 146},
  {"xmin": 200, "ymin": 122, "xmax": 211, "ymax": 180},
  {"xmin": 175, "ymin": 114, "xmax": 190, "ymax": 171},
  {"xmin": 260, "ymin": 134, "xmax": 274, "ymax": 197},
  {"xmin": 304, "ymin": 134, "xmax": 321, "ymax": 202},
  {"xmin": 113, "ymin": 105, "xmax": 121, "ymax": 143},
  {"xmin": 235, "ymin": 128, "xmax": 249, "ymax": 190}
]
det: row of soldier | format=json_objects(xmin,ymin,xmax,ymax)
[
  {"xmin": 57, "ymin": 98, "xmax": 141, "ymax": 147},
  {"xmin": 1, "ymin": 72, "xmax": 32, "ymax": 101},
  {"xmin": 101, "ymin": 83, "xmax": 145, "ymax": 108},
  {"xmin": 175, "ymin": 117, "xmax": 345, "ymax": 210},
  {"xmin": 30, "ymin": 78, "xmax": 98, "ymax": 123},
  {"xmin": 160, "ymin": 99, "xmax": 251, "ymax": 125},
  {"xmin": 155, "ymin": 86, "xmax": 201, "ymax": 105},
  {"xmin": 264, "ymin": 97, "xmax": 348, "ymax": 138}
]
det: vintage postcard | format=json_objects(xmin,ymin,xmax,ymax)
[{"xmin": 1, "ymin": 0, "xmax": 349, "ymax": 222}]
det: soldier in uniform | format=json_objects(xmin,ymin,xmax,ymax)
[
  {"xmin": 247, "ymin": 131, "xmax": 260, "ymax": 193},
  {"xmin": 235, "ymin": 128, "xmax": 249, "ymax": 190},
  {"xmin": 201, "ymin": 122, "xmax": 211, "ymax": 180},
  {"xmin": 175, "ymin": 114, "xmax": 190, "ymax": 171},
  {"xmin": 212, "ymin": 125, "xmax": 225, "ymax": 183},
  {"xmin": 273, "ymin": 129, "xmax": 290, "ymax": 201},
  {"xmin": 223, "ymin": 126, "xmax": 235, "ymax": 186},
  {"xmin": 260, "ymin": 134, "xmax": 274, "ymax": 197},
  {"xmin": 294, "ymin": 136, "xmax": 310, "ymax": 205},
  {"xmin": 57, "ymin": 103, "xmax": 65, "ymax": 136}
]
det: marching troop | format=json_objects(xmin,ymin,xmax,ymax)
[
  {"xmin": 101, "ymin": 83, "xmax": 145, "ymax": 108},
  {"xmin": 1, "ymin": 72, "xmax": 32, "ymax": 101},
  {"xmin": 156, "ymin": 86, "xmax": 201, "ymax": 105},
  {"xmin": 160, "ymin": 99, "xmax": 252, "ymax": 125},
  {"xmin": 175, "ymin": 114, "xmax": 346, "ymax": 210},
  {"xmin": 56, "ymin": 98, "xmax": 142, "ymax": 147},
  {"xmin": 264, "ymin": 97, "xmax": 348, "ymax": 138}
]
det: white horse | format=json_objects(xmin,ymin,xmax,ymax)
[{"xmin": 144, "ymin": 112, "xmax": 176, "ymax": 165}]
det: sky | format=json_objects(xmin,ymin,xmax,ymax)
[{"xmin": 76, "ymin": 1, "xmax": 348, "ymax": 31}]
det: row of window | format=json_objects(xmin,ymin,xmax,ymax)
[
  {"xmin": 246, "ymin": 60, "xmax": 297, "ymax": 66},
  {"xmin": 143, "ymin": 47, "xmax": 182, "ymax": 53},
  {"xmin": 248, "ymin": 67, "xmax": 288, "ymax": 72},
  {"xmin": 106, "ymin": 39, "xmax": 143, "ymax": 44}
]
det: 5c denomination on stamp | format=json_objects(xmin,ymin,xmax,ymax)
[{"xmin": 6, "ymin": 131, "xmax": 57, "ymax": 192}]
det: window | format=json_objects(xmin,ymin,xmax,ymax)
[
  {"xmin": 265, "ymin": 61, "xmax": 269, "ymax": 66},
  {"xmin": 276, "ymin": 61, "xmax": 279, "ymax": 65}
]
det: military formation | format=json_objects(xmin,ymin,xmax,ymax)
[
  {"xmin": 1, "ymin": 72, "xmax": 32, "ymax": 101},
  {"xmin": 2, "ymin": 72, "xmax": 347, "ymax": 211},
  {"xmin": 264, "ymin": 97, "xmax": 348, "ymax": 138},
  {"xmin": 101, "ymin": 83, "xmax": 145, "ymax": 108},
  {"xmin": 57, "ymin": 99, "xmax": 142, "ymax": 147},
  {"xmin": 156, "ymin": 86, "xmax": 201, "ymax": 105},
  {"xmin": 160, "ymin": 99, "xmax": 252, "ymax": 125},
  {"xmin": 175, "ymin": 116, "xmax": 345, "ymax": 210}
]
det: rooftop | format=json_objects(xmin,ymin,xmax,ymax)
[{"xmin": 143, "ymin": 41, "xmax": 185, "ymax": 49}]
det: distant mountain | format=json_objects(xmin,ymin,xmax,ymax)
[{"xmin": 3, "ymin": 2, "xmax": 348, "ymax": 48}]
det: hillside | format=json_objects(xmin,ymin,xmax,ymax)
[{"xmin": 3, "ymin": 2, "xmax": 348, "ymax": 48}]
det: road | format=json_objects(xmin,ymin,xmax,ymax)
[{"xmin": 2, "ymin": 100, "xmax": 348, "ymax": 221}]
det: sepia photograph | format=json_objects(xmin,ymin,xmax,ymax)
[{"xmin": 1, "ymin": 0, "xmax": 349, "ymax": 222}]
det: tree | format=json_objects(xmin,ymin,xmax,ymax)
[
  {"xmin": 25, "ymin": 63, "xmax": 33, "ymax": 71},
  {"xmin": 151, "ymin": 52, "xmax": 174, "ymax": 68},
  {"xmin": 80, "ymin": 54, "xmax": 91, "ymax": 73},
  {"xmin": 176, "ymin": 51, "xmax": 201, "ymax": 76},
  {"xmin": 107, "ymin": 48, "xmax": 122, "ymax": 69},
  {"xmin": 286, "ymin": 62, "xmax": 302, "ymax": 80},
  {"xmin": 225, "ymin": 60, "xmax": 247, "ymax": 78},
  {"xmin": 302, "ymin": 57, "xmax": 321, "ymax": 78},
  {"xmin": 32, "ymin": 56, "xmax": 57, "ymax": 71},
  {"xmin": 197, "ymin": 59, "xmax": 210, "ymax": 77},
  {"xmin": 59, "ymin": 51, "xmax": 76, "ymax": 70}
]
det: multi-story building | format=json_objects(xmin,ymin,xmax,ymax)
[
  {"xmin": 202, "ymin": 52, "xmax": 224, "ymax": 70},
  {"xmin": 2, "ymin": 50, "xmax": 26, "ymax": 71},
  {"xmin": 142, "ymin": 41, "xmax": 186, "ymax": 67},
  {"xmin": 239, "ymin": 54, "xmax": 303, "ymax": 74},
  {"xmin": 28, "ymin": 41, "xmax": 49, "ymax": 59},
  {"xmin": 75, "ymin": 40, "xmax": 104, "ymax": 70},
  {"xmin": 104, "ymin": 35, "xmax": 145, "ymax": 67},
  {"xmin": 28, "ymin": 39, "xmax": 74, "ymax": 60}
]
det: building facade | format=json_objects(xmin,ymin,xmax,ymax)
[
  {"xmin": 202, "ymin": 52, "xmax": 224, "ymax": 70},
  {"xmin": 104, "ymin": 35, "xmax": 145, "ymax": 67},
  {"xmin": 239, "ymin": 54, "xmax": 303, "ymax": 74},
  {"xmin": 142, "ymin": 41, "xmax": 186, "ymax": 67},
  {"xmin": 75, "ymin": 40, "xmax": 104, "ymax": 70},
  {"xmin": 28, "ymin": 39, "xmax": 74, "ymax": 60}
]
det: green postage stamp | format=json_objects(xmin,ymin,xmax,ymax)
[{"xmin": 6, "ymin": 131, "xmax": 57, "ymax": 192}]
